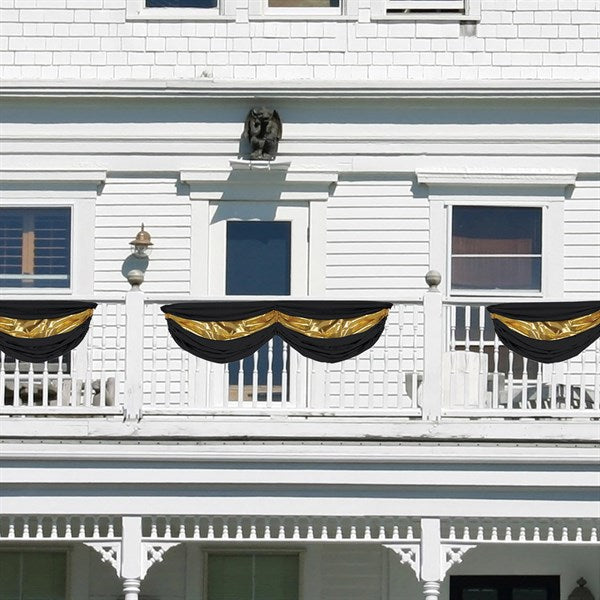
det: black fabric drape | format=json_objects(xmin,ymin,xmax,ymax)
[
  {"xmin": 162, "ymin": 301, "xmax": 391, "ymax": 363},
  {"xmin": 487, "ymin": 301, "xmax": 600, "ymax": 363},
  {"xmin": 163, "ymin": 300, "xmax": 391, "ymax": 321},
  {"xmin": 0, "ymin": 301, "xmax": 96, "ymax": 363}
]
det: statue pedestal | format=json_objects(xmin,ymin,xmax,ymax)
[{"xmin": 229, "ymin": 159, "xmax": 291, "ymax": 171}]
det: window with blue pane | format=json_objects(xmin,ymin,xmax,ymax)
[
  {"xmin": 226, "ymin": 221, "xmax": 291, "ymax": 401},
  {"xmin": 146, "ymin": 0, "xmax": 218, "ymax": 7},
  {"xmin": 451, "ymin": 206, "xmax": 542, "ymax": 292},
  {"xmin": 0, "ymin": 208, "xmax": 71, "ymax": 288}
]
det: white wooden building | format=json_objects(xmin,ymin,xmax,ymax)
[{"xmin": 0, "ymin": 1, "xmax": 599, "ymax": 599}]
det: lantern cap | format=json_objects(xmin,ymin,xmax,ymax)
[{"xmin": 129, "ymin": 223, "xmax": 153, "ymax": 249}]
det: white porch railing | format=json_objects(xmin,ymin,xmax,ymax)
[
  {"xmin": 1, "ymin": 283, "xmax": 598, "ymax": 420},
  {"xmin": 443, "ymin": 301, "xmax": 600, "ymax": 418},
  {"xmin": 140, "ymin": 299, "xmax": 423, "ymax": 416},
  {"xmin": 0, "ymin": 300, "xmax": 125, "ymax": 415}
]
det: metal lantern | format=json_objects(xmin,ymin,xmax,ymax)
[
  {"xmin": 568, "ymin": 579, "xmax": 595, "ymax": 600},
  {"xmin": 129, "ymin": 223, "xmax": 153, "ymax": 257}
]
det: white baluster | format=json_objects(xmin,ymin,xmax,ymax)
[
  {"xmin": 237, "ymin": 359, "xmax": 244, "ymax": 406},
  {"xmin": 56, "ymin": 356, "xmax": 64, "ymax": 407},
  {"xmin": 383, "ymin": 315, "xmax": 390, "ymax": 408},
  {"xmin": 0, "ymin": 352, "xmax": 5, "ymax": 407},
  {"xmin": 27, "ymin": 362, "xmax": 34, "ymax": 407},
  {"xmin": 281, "ymin": 343, "xmax": 288, "ymax": 406},
  {"xmin": 507, "ymin": 351, "xmax": 515, "ymax": 410},
  {"xmin": 267, "ymin": 339, "xmax": 274, "ymax": 407},
  {"xmin": 13, "ymin": 359, "xmax": 20, "ymax": 407},
  {"xmin": 521, "ymin": 357, "xmax": 529, "ymax": 410},
  {"xmin": 252, "ymin": 351, "xmax": 259, "ymax": 406},
  {"xmin": 42, "ymin": 361, "xmax": 49, "ymax": 407}
]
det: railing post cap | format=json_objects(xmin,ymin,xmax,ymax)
[
  {"xmin": 126, "ymin": 269, "xmax": 144, "ymax": 289},
  {"xmin": 425, "ymin": 270, "xmax": 442, "ymax": 290}
]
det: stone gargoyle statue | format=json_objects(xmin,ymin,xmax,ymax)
[{"xmin": 243, "ymin": 107, "xmax": 282, "ymax": 160}]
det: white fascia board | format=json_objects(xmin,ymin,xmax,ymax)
[
  {"xmin": 416, "ymin": 170, "xmax": 578, "ymax": 187},
  {"xmin": 1, "ymin": 80, "xmax": 598, "ymax": 100},
  {"xmin": 0, "ymin": 169, "xmax": 107, "ymax": 184},
  {"xmin": 1, "ymin": 440, "xmax": 598, "ymax": 465},
  {"xmin": 181, "ymin": 168, "xmax": 338, "ymax": 185}
]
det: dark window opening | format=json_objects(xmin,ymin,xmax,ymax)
[
  {"xmin": 146, "ymin": 0, "xmax": 218, "ymax": 7},
  {"xmin": 450, "ymin": 576, "xmax": 560, "ymax": 600}
]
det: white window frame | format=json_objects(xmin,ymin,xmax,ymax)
[
  {"xmin": 371, "ymin": 0, "xmax": 480, "ymax": 21},
  {"xmin": 0, "ymin": 170, "xmax": 103, "ymax": 298},
  {"xmin": 126, "ymin": 0, "xmax": 234, "ymax": 21},
  {"xmin": 249, "ymin": 0, "xmax": 358, "ymax": 20},
  {"xmin": 417, "ymin": 170, "xmax": 576, "ymax": 300},
  {"xmin": 448, "ymin": 204, "xmax": 545, "ymax": 297},
  {"xmin": 209, "ymin": 202, "xmax": 309, "ymax": 296}
]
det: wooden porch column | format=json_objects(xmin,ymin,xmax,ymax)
[
  {"xmin": 121, "ymin": 516, "xmax": 143, "ymax": 600},
  {"xmin": 421, "ymin": 517, "xmax": 442, "ymax": 600}
]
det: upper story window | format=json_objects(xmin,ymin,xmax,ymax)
[
  {"xmin": 451, "ymin": 206, "xmax": 542, "ymax": 293},
  {"xmin": 146, "ymin": 0, "xmax": 217, "ymax": 6},
  {"xmin": 450, "ymin": 575, "xmax": 559, "ymax": 600},
  {"xmin": 372, "ymin": 0, "xmax": 480, "ymax": 21},
  {"xmin": 0, "ymin": 551, "xmax": 67, "ymax": 600},
  {"xmin": 268, "ymin": 0, "xmax": 339, "ymax": 6},
  {"xmin": 0, "ymin": 207, "xmax": 71, "ymax": 289}
]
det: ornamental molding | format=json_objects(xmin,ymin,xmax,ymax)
[
  {"xmin": 0, "ymin": 170, "xmax": 106, "ymax": 185},
  {"xmin": 1, "ymin": 81, "xmax": 597, "ymax": 100},
  {"xmin": 84, "ymin": 542, "xmax": 121, "ymax": 577},
  {"xmin": 441, "ymin": 543, "xmax": 477, "ymax": 579},
  {"xmin": 181, "ymin": 165, "xmax": 337, "ymax": 202},
  {"xmin": 384, "ymin": 543, "xmax": 420, "ymax": 578},
  {"xmin": 142, "ymin": 542, "xmax": 181, "ymax": 579},
  {"xmin": 416, "ymin": 170, "xmax": 577, "ymax": 187}
]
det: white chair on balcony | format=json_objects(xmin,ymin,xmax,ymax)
[{"xmin": 442, "ymin": 351, "xmax": 489, "ymax": 410}]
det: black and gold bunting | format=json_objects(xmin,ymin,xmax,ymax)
[
  {"xmin": 487, "ymin": 301, "xmax": 600, "ymax": 363},
  {"xmin": 0, "ymin": 301, "xmax": 97, "ymax": 363},
  {"xmin": 161, "ymin": 301, "xmax": 392, "ymax": 363}
]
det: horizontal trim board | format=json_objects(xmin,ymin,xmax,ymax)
[{"xmin": 1, "ymin": 81, "xmax": 599, "ymax": 100}]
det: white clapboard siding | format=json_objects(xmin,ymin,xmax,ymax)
[
  {"xmin": 326, "ymin": 181, "xmax": 429, "ymax": 294},
  {"xmin": 320, "ymin": 545, "xmax": 384, "ymax": 600},
  {"xmin": 564, "ymin": 181, "xmax": 600, "ymax": 295},
  {"xmin": 94, "ymin": 177, "xmax": 192, "ymax": 295}
]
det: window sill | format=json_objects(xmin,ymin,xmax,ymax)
[
  {"xmin": 372, "ymin": 13, "xmax": 480, "ymax": 22},
  {"xmin": 250, "ymin": 14, "xmax": 355, "ymax": 21},
  {"xmin": 125, "ymin": 7, "xmax": 233, "ymax": 21}
]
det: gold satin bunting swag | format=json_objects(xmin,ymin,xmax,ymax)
[
  {"xmin": 0, "ymin": 309, "xmax": 94, "ymax": 339},
  {"xmin": 490, "ymin": 310, "xmax": 600, "ymax": 341},
  {"xmin": 165, "ymin": 308, "xmax": 389, "ymax": 341}
]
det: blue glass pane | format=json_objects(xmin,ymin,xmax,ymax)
[
  {"xmin": 226, "ymin": 221, "xmax": 291, "ymax": 296},
  {"xmin": 453, "ymin": 207, "xmax": 542, "ymax": 255},
  {"xmin": 226, "ymin": 222, "xmax": 291, "ymax": 395},
  {"xmin": 146, "ymin": 0, "xmax": 218, "ymax": 7},
  {"xmin": 0, "ymin": 208, "xmax": 70, "ymax": 288}
]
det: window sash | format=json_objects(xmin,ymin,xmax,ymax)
[
  {"xmin": 207, "ymin": 553, "xmax": 299, "ymax": 600},
  {"xmin": 0, "ymin": 208, "xmax": 71, "ymax": 288},
  {"xmin": 0, "ymin": 551, "xmax": 67, "ymax": 600},
  {"xmin": 450, "ymin": 206, "xmax": 543, "ymax": 293}
]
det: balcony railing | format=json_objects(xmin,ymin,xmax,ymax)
[{"xmin": 1, "ymin": 285, "xmax": 599, "ymax": 420}]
